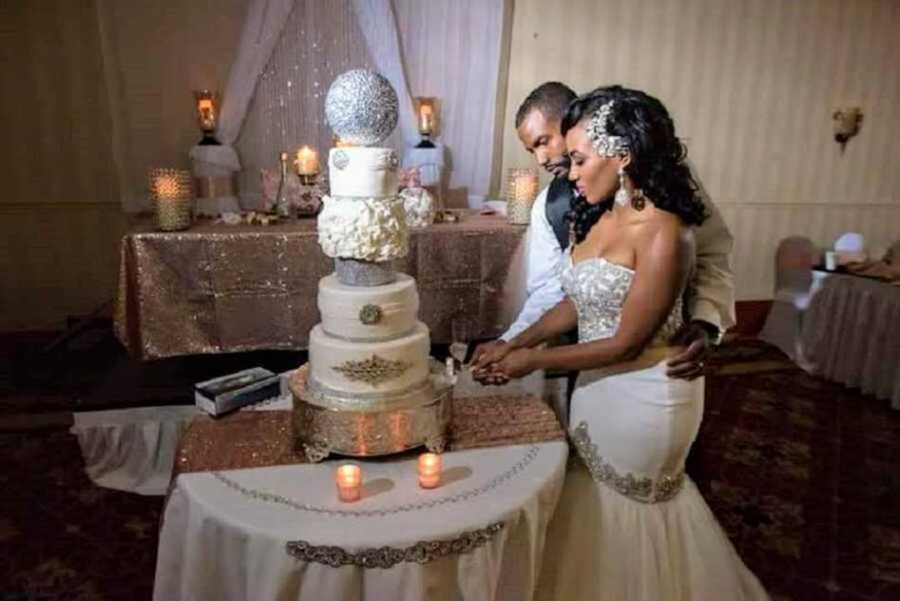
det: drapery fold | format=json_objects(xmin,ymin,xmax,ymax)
[
  {"xmin": 213, "ymin": 0, "xmax": 296, "ymax": 170},
  {"xmin": 350, "ymin": 0, "xmax": 419, "ymax": 149}
]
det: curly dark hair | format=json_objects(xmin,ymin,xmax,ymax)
[{"xmin": 561, "ymin": 86, "xmax": 706, "ymax": 243}]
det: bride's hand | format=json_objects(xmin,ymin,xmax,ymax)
[{"xmin": 495, "ymin": 348, "xmax": 537, "ymax": 379}]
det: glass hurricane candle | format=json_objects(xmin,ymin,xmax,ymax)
[
  {"xmin": 335, "ymin": 464, "xmax": 362, "ymax": 502},
  {"xmin": 417, "ymin": 452, "xmax": 442, "ymax": 489},
  {"xmin": 505, "ymin": 168, "xmax": 538, "ymax": 225}
]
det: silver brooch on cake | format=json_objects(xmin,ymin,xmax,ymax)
[
  {"xmin": 358, "ymin": 304, "xmax": 383, "ymax": 325},
  {"xmin": 332, "ymin": 150, "xmax": 350, "ymax": 170},
  {"xmin": 332, "ymin": 355, "xmax": 411, "ymax": 386}
]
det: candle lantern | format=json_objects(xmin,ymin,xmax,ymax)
[
  {"xmin": 417, "ymin": 452, "xmax": 443, "ymax": 489},
  {"xmin": 335, "ymin": 464, "xmax": 362, "ymax": 502},
  {"xmin": 149, "ymin": 168, "xmax": 193, "ymax": 231},
  {"xmin": 193, "ymin": 90, "xmax": 221, "ymax": 146},
  {"xmin": 415, "ymin": 97, "xmax": 438, "ymax": 148},
  {"xmin": 505, "ymin": 168, "xmax": 539, "ymax": 225}
]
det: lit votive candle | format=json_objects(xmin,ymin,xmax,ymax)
[
  {"xmin": 295, "ymin": 145, "xmax": 320, "ymax": 176},
  {"xmin": 417, "ymin": 453, "xmax": 442, "ymax": 489},
  {"xmin": 335, "ymin": 464, "xmax": 362, "ymax": 502}
]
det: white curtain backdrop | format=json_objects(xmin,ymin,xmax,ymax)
[
  {"xmin": 199, "ymin": 0, "xmax": 295, "ymax": 187},
  {"xmin": 97, "ymin": 0, "xmax": 509, "ymax": 209},
  {"xmin": 236, "ymin": 0, "xmax": 374, "ymax": 206},
  {"xmin": 393, "ymin": 0, "xmax": 509, "ymax": 202},
  {"xmin": 351, "ymin": 0, "xmax": 419, "ymax": 148},
  {"xmin": 238, "ymin": 0, "xmax": 509, "ymax": 206}
]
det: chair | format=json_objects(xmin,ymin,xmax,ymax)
[{"xmin": 759, "ymin": 237, "xmax": 820, "ymax": 364}]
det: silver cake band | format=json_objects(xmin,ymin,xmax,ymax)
[{"xmin": 334, "ymin": 258, "xmax": 396, "ymax": 286}]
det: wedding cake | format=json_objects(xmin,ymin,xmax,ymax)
[{"xmin": 290, "ymin": 70, "xmax": 453, "ymax": 461}]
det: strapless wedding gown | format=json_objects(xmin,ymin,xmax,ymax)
[{"xmin": 536, "ymin": 255, "xmax": 768, "ymax": 600}]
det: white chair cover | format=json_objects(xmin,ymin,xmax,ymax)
[{"xmin": 759, "ymin": 236, "xmax": 820, "ymax": 365}]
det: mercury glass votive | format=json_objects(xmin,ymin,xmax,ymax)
[
  {"xmin": 335, "ymin": 464, "xmax": 362, "ymax": 502},
  {"xmin": 506, "ymin": 168, "xmax": 539, "ymax": 225},
  {"xmin": 149, "ymin": 168, "xmax": 193, "ymax": 231},
  {"xmin": 417, "ymin": 452, "xmax": 442, "ymax": 489}
]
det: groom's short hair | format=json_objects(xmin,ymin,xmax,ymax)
[{"xmin": 515, "ymin": 82, "xmax": 577, "ymax": 128}]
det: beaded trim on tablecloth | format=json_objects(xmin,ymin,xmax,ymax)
[
  {"xmin": 285, "ymin": 522, "xmax": 504, "ymax": 567},
  {"xmin": 570, "ymin": 421, "xmax": 684, "ymax": 503},
  {"xmin": 210, "ymin": 445, "xmax": 541, "ymax": 518}
]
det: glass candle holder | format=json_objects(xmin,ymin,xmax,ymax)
[
  {"xmin": 335, "ymin": 464, "xmax": 362, "ymax": 502},
  {"xmin": 149, "ymin": 168, "xmax": 193, "ymax": 231},
  {"xmin": 194, "ymin": 90, "xmax": 220, "ymax": 145},
  {"xmin": 294, "ymin": 145, "xmax": 321, "ymax": 184},
  {"xmin": 506, "ymin": 168, "xmax": 539, "ymax": 225},
  {"xmin": 415, "ymin": 97, "xmax": 438, "ymax": 148},
  {"xmin": 417, "ymin": 452, "xmax": 442, "ymax": 489}
]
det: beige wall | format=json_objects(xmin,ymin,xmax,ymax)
[
  {"xmin": 500, "ymin": 0, "xmax": 900, "ymax": 299},
  {"xmin": 0, "ymin": 0, "xmax": 246, "ymax": 331},
  {"xmin": 0, "ymin": 0, "xmax": 124, "ymax": 330}
]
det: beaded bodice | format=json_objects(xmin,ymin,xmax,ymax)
[{"xmin": 560, "ymin": 254, "xmax": 684, "ymax": 345}]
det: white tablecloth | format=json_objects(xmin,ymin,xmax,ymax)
[
  {"xmin": 154, "ymin": 441, "xmax": 567, "ymax": 601},
  {"xmin": 799, "ymin": 271, "xmax": 900, "ymax": 408}
]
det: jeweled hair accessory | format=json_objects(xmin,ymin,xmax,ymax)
[{"xmin": 585, "ymin": 100, "xmax": 629, "ymax": 157}]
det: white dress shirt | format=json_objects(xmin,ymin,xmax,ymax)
[
  {"xmin": 500, "ymin": 186, "xmax": 736, "ymax": 342},
  {"xmin": 501, "ymin": 186, "xmax": 566, "ymax": 341}
]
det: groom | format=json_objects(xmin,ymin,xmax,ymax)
[{"xmin": 473, "ymin": 81, "xmax": 736, "ymax": 384}]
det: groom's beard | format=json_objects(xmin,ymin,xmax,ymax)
[{"xmin": 545, "ymin": 156, "xmax": 570, "ymax": 180}]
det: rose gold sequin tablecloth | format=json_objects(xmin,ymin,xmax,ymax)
[
  {"xmin": 116, "ymin": 215, "xmax": 527, "ymax": 359},
  {"xmin": 174, "ymin": 394, "xmax": 565, "ymax": 475}
]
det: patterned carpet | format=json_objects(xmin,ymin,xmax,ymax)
[{"xmin": 1, "ymin": 336, "xmax": 898, "ymax": 600}]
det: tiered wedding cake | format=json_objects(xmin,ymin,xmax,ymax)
[{"xmin": 290, "ymin": 70, "xmax": 453, "ymax": 461}]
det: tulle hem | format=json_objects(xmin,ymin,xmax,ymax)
[{"xmin": 536, "ymin": 464, "xmax": 769, "ymax": 601}]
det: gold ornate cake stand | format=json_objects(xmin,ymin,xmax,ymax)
[{"xmin": 288, "ymin": 360, "xmax": 454, "ymax": 462}]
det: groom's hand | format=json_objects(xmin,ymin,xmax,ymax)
[
  {"xmin": 472, "ymin": 340, "xmax": 511, "ymax": 371},
  {"xmin": 666, "ymin": 321, "xmax": 716, "ymax": 380},
  {"xmin": 495, "ymin": 348, "xmax": 537, "ymax": 379}
]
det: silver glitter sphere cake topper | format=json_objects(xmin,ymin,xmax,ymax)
[{"xmin": 325, "ymin": 69, "xmax": 399, "ymax": 146}]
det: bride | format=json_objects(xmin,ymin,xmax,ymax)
[{"xmin": 486, "ymin": 86, "xmax": 769, "ymax": 599}]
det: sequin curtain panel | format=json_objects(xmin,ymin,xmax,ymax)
[
  {"xmin": 236, "ymin": 0, "xmax": 375, "ymax": 206},
  {"xmin": 115, "ymin": 216, "xmax": 527, "ymax": 359}
]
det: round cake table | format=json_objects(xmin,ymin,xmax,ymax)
[{"xmin": 153, "ymin": 441, "xmax": 568, "ymax": 601}]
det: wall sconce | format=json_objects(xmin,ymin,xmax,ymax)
[
  {"xmin": 832, "ymin": 107, "xmax": 863, "ymax": 153},
  {"xmin": 194, "ymin": 90, "xmax": 221, "ymax": 146},
  {"xmin": 415, "ymin": 97, "xmax": 438, "ymax": 148}
]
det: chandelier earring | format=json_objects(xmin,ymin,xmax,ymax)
[{"xmin": 614, "ymin": 166, "xmax": 630, "ymax": 207}]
